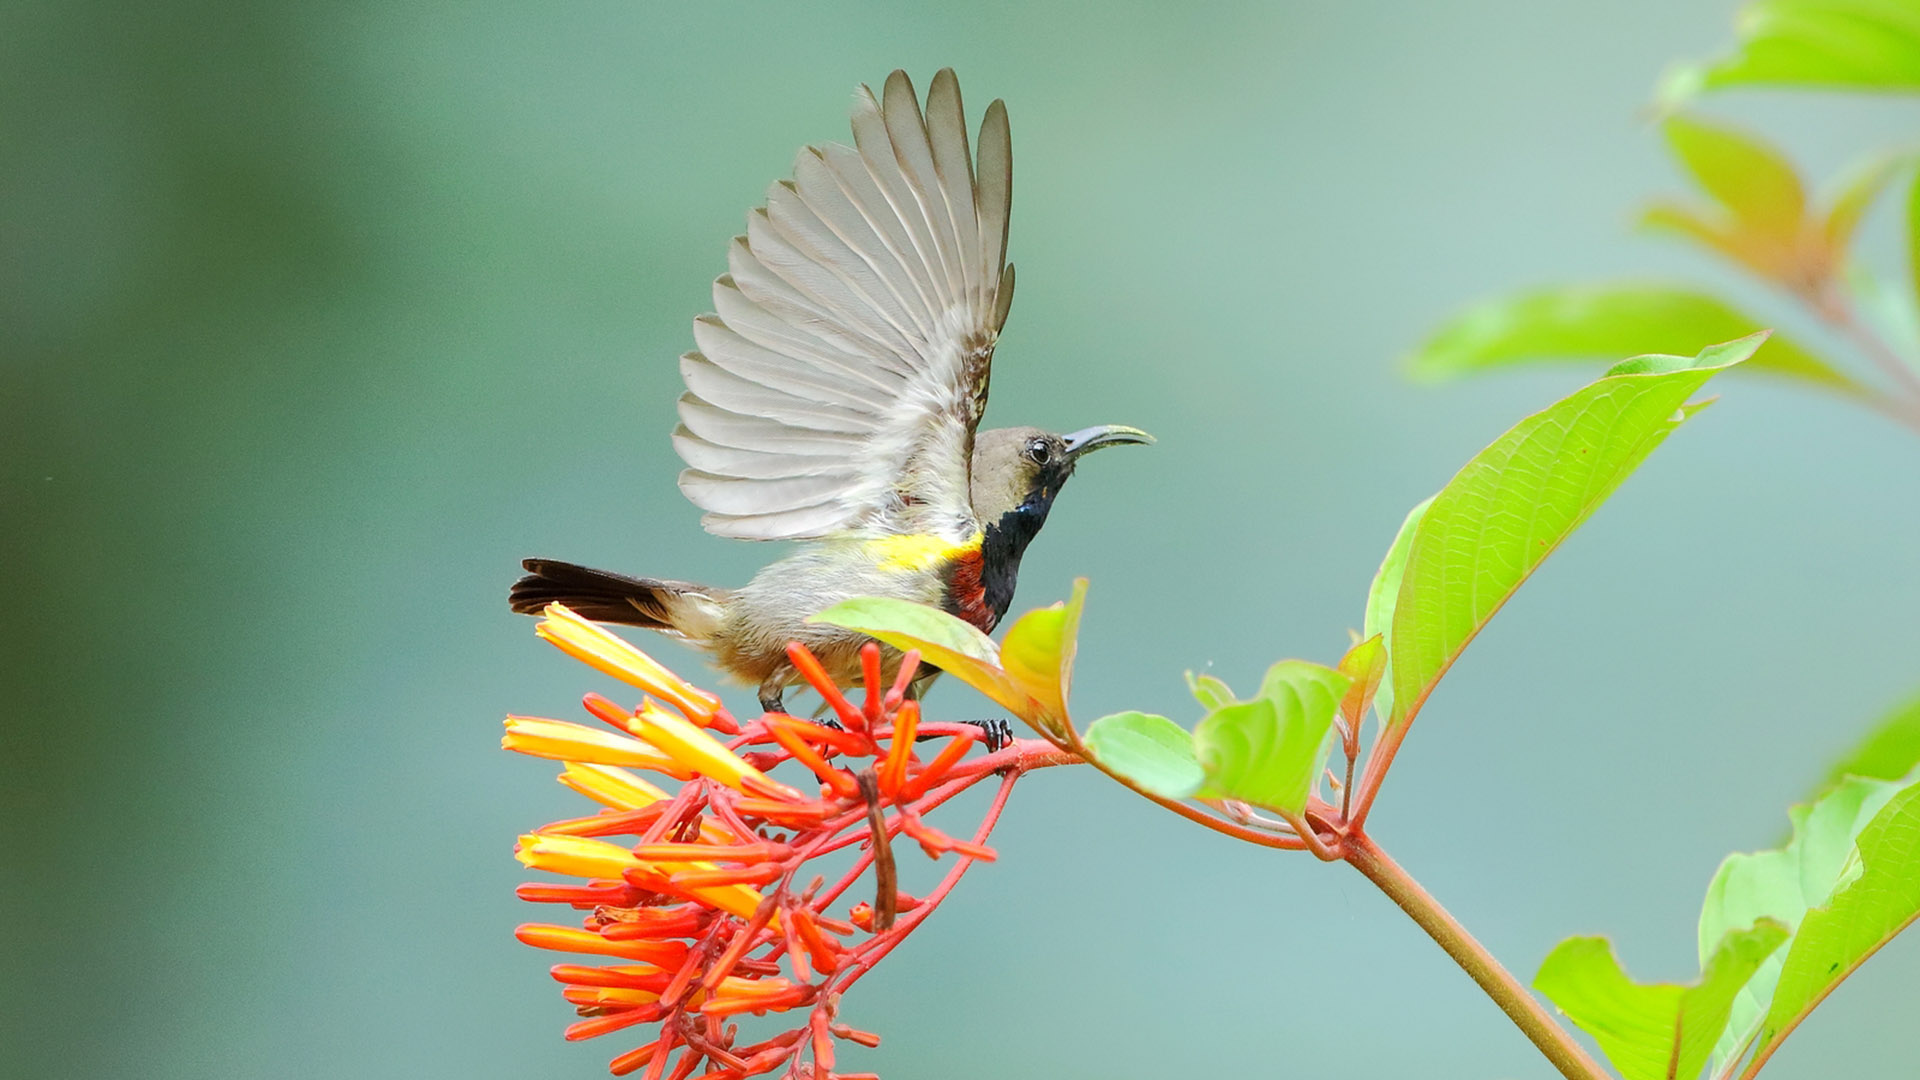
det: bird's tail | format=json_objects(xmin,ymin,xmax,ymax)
[{"xmin": 509, "ymin": 558, "xmax": 729, "ymax": 644}]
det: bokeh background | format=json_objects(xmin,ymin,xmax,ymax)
[{"xmin": 8, "ymin": 2, "xmax": 1920, "ymax": 1077}]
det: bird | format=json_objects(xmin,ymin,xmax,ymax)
[{"xmin": 510, "ymin": 68, "xmax": 1151, "ymax": 716}]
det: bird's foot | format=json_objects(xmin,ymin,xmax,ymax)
[{"xmin": 918, "ymin": 717, "xmax": 1013, "ymax": 752}]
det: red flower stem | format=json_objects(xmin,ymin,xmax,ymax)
[
  {"xmin": 809, "ymin": 765, "xmax": 985, "ymax": 859},
  {"xmin": 793, "ymin": 736, "xmax": 1074, "ymax": 852},
  {"xmin": 639, "ymin": 784, "xmax": 709, "ymax": 845},
  {"xmin": 1342, "ymin": 830, "xmax": 1610, "ymax": 1080},
  {"xmin": 812, "ymin": 848, "xmax": 878, "ymax": 911},
  {"xmin": 835, "ymin": 769, "xmax": 1020, "ymax": 981},
  {"xmin": 703, "ymin": 788, "xmax": 759, "ymax": 844}
]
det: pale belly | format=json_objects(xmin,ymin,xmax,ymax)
[{"xmin": 713, "ymin": 541, "xmax": 956, "ymax": 698}]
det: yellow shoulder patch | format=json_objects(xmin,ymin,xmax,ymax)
[{"xmin": 866, "ymin": 532, "xmax": 984, "ymax": 572}]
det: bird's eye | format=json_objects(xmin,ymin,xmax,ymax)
[{"xmin": 1025, "ymin": 439, "xmax": 1051, "ymax": 465}]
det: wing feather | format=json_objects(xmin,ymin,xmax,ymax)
[
  {"xmin": 680, "ymin": 354, "xmax": 874, "ymax": 433},
  {"xmin": 677, "ymin": 393, "xmax": 866, "ymax": 455},
  {"xmin": 679, "ymin": 469, "xmax": 859, "ymax": 515},
  {"xmin": 784, "ymin": 155, "xmax": 938, "ymax": 338},
  {"xmin": 725, "ymin": 238, "xmax": 902, "ymax": 367},
  {"xmin": 924, "ymin": 69, "xmax": 982, "ymax": 307},
  {"xmin": 763, "ymin": 181, "xmax": 926, "ymax": 347},
  {"xmin": 675, "ymin": 69, "xmax": 1013, "ymax": 541},
  {"xmin": 673, "ymin": 425, "xmax": 843, "ymax": 479},
  {"xmin": 850, "ymin": 85, "xmax": 957, "ymax": 307},
  {"xmin": 709, "ymin": 277, "xmax": 905, "ymax": 395},
  {"xmin": 975, "ymin": 100, "xmax": 1012, "ymax": 319},
  {"xmin": 692, "ymin": 317, "xmax": 894, "ymax": 413},
  {"xmin": 701, "ymin": 504, "xmax": 851, "ymax": 540},
  {"xmin": 813, "ymin": 144, "xmax": 944, "ymax": 320},
  {"xmin": 880, "ymin": 71, "xmax": 968, "ymax": 303}
]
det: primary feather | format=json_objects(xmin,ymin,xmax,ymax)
[{"xmin": 675, "ymin": 67, "xmax": 1013, "ymax": 544}]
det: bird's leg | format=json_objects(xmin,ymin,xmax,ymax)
[
  {"xmin": 913, "ymin": 717, "xmax": 1013, "ymax": 752},
  {"xmin": 960, "ymin": 718, "xmax": 1013, "ymax": 752},
  {"xmin": 898, "ymin": 670, "xmax": 1012, "ymax": 750},
  {"xmin": 757, "ymin": 685, "xmax": 786, "ymax": 716}
]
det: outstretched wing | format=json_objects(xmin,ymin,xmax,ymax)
[{"xmin": 672, "ymin": 68, "xmax": 1015, "ymax": 542}]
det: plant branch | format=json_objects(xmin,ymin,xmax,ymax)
[
  {"xmin": 1343, "ymin": 830, "xmax": 1613, "ymax": 1080},
  {"xmin": 1347, "ymin": 721, "xmax": 1409, "ymax": 833},
  {"xmin": 1810, "ymin": 284, "xmax": 1920, "ymax": 433},
  {"xmin": 1053, "ymin": 727, "xmax": 1312, "ymax": 850}
]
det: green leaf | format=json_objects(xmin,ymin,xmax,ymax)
[
  {"xmin": 998, "ymin": 578, "xmax": 1089, "ymax": 734},
  {"xmin": 1082, "ymin": 711, "xmax": 1203, "ymax": 798},
  {"xmin": 1908, "ymin": 164, "xmax": 1920, "ymax": 318},
  {"xmin": 1698, "ymin": 772, "xmax": 1915, "ymax": 1074},
  {"xmin": 1751, "ymin": 780, "xmax": 1920, "ymax": 1071},
  {"xmin": 1815, "ymin": 687, "xmax": 1920, "ymax": 800},
  {"xmin": 1661, "ymin": 114, "xmax": 1807, "ymax": 236},
  {"xmin": 1193, "ymin": 661, "xmax": 1351, "ymax": 816},
  {"xmin": 1406, "ymin": 284, "xmax": 1862, "ymax": 396},
  {"xmin": 1823, "ymin": 150, "xmax": 1906, "ymax": 256},
  {"xmin": 1185, "ymin": 671, "xmax": 1237, "ymax": 711},
  {"xmin": 1336, "ymin": 634, "xmax": 1386, "ymax": 727},
  {"xmin": 1535, "ymin": 921, "xmax": 1788, "ymax": 1080},
  {"xmin": 1663, "ymin": 0, "xmax": 1920, "ymax": 97},
  {"xmin": 1362, "ymin": 497, "xmax": 1432, "ymax": 729},
  {"xmin": 1389, "ymin": 334, "xmax": 1763, "ymax": 728},
  {"xmin": 809, "ymin": 596, "xmax": 1033, "ymax": 717}
]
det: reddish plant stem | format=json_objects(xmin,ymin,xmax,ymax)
[
  {"xmin": 1054, "ymin": 729, "xmax": 1312, "ymax": 851},
  {"xmin": 783, "ymin": 769, "xmax": 1024, "ymax": 1077},
  {"xmin": 813, "ymin": 848, "xmax": 878, "ymax": 912},
  {"xmin": 1342, "ymin": 830, "xmax": 1611, "ymax": 1080},
  {"xmin": 837, "ymin": 770, "xmax": 1019, "ymax": 976},
  {"xmin": 1809, "ymin": 284, "xmax": 1920, "ymax": 434},
  {"xmin": 1347, "ymin": 720, "xmax": 1409, "ymax": 833}
]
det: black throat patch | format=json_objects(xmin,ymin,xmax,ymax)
[{"xmin": 977, "ymin": 488, "xmax": 1059, "ymax": 625}]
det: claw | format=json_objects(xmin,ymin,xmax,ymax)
[{"xmin": 916, "ymin": 718, "xmax": 1011, "ymax": 752}]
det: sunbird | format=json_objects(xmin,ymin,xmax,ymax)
[{"xmin": 511, "ymin": 69, "xmax": 1150, "ymax": 713}]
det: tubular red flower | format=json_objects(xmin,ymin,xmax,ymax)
[
  {"xmin": 883, "ymin": 648, "xmax": 921, "ymax": 713},
  {"xmin": 859, "ymin": 644, "xmax": 885, "ymax": 726},
  {"xmin": 516, "ymin": 881, "xmax": 640, "ymax": 906},
  {"xmin": 551, "ymin": 964, "xmax": 673, "ymax": 991},
  {"xmin": 598, "ymin": 908, "xmax": 710, "ymax": 941},
  {"xmin": 762, "ymin": 719, "xmax": 860, "ymax": 798},
  {"xmin": 761, "ymin": 718, "xmax": 870, "ymax": 757},
  {"xmin": 515, "ymin": 924, "xmax": 690, "ymax": 967},
  {"xmin": 898, "ymin": 730, "xmax": 977, "ymax": 801},
  {"xmin": 878, "ymin": 700, "xmax": 918, "ymax": 795},
  {"xmin": 670, "ymin": 864, "xmax": 783, "ymax": 889},
  {"xmin": 783, "ymin": 641, "xmax": 865, "ymax": 732}
]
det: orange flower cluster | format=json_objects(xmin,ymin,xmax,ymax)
[{"xmin": 507, "ymin": 604, "xmax": 1034, "ymax": 1079}]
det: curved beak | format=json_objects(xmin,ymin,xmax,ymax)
[{"xmin": 1062, "ymin": 424, "xmax": 1155, "ymax": 458}]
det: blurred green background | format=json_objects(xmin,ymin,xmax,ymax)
[{"xmin": 7, "ymin": 2, "xmax": 1920, "ymax": 1077}]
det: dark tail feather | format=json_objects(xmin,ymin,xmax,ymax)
[{"xmin": 509, "ymin": 558, "xmax": 727, "ymax": 640}]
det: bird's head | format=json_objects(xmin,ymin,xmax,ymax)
[{"xmin": 968, "ymin": 424, "xmax": 1154, "ymax": 535}]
